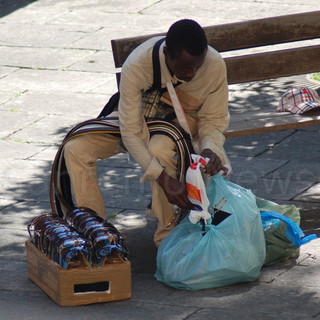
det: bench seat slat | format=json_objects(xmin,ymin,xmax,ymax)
[{"xmin": 226, "ymin": 113, "xmax": 320, "ymax": 138}]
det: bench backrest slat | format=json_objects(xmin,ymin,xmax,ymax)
[
  {"xmin": 114, "ymin": 44, "xmax": 320, "ymax": 87},
  {"xmin": 226, "ymin": 45, "xmax": 320, "ymax": 84},
  {"xmin": 111, "ymin": 11, "xmax": 320, "ymax": 68}
]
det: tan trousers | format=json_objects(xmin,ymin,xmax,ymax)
[{"xmin": 64, "ymin": 133, "xmax": 177, "ymax": 246}]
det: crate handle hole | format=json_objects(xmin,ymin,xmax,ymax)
[{"xmin": 74, "ymin": 281, "xmax": 110, "ymax": 294}]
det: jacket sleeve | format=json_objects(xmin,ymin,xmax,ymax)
[{"xmin": 118, "ymin": 59, "xmax": 164, "ymax": 182}]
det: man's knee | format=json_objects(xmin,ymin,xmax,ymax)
[{"xmin": 148, "ymin": 135, "xmax": 175, "ymax": 158}]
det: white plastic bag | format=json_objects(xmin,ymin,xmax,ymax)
[{"xmin": 186, "ymin": 154, "xmax": 210, "ymax": 224}]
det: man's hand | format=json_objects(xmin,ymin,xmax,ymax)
[
  {"xmin": 200, "ymin": 149, "xmax": 228, "ymax": 176},
  {"xmin": 157, "ymin": 170, "xmax": 195, "ymax": 209}
]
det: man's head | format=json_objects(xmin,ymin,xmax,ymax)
[{"xmin": 164, "ymin": 19, "xmax": 208, "ymax": 83}]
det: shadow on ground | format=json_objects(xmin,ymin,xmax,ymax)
[{"xmin": 0, "ymin": 0, "xmax": 37, "ymax": 18}]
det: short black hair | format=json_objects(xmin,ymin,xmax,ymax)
[{"xmin": 166, "ymin": 19, "xmax": 207, "ymax": 58}]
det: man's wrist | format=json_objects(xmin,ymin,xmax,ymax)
[
  {"xmin": 201, "ymin": 148, "xmax": 214, "ymax": 157},
  {"xmin": 156, "ymin": 170, "xmax": 165, "ymax": 184}
]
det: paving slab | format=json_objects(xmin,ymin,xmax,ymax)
[
  {"xmin": 300, "ymin": 124, "xmax": 320, "ymax": 132},
  {"xmin": 0, "ymin": 176, "xmax": 51, "ymax": 203},
  {"xmin": 0, "ymin": 66, "xmax": 20, "ymax": 79},
  {"xmin": 0, "ymin": 290, "xmax": 199, "ymax": 320},
  {"xmin": 2, "ymin": 0, "xmax": 153, "ymax": 26},
  {"xmin": 1, "ymin": 91, "xmax": 107, "ymax": 117},
  {"xmin": 1, "ymin": 140, "xmax": 50, "ymax": 160},
  {"xmin": 0, "ymin": 69, "xmax": 112, "ymax": 93},
  {"xmin": 0, "ymin": 203, "xmax": 50, "ymax": 230},
  {"xmin": 142, "ymin": 0, "xmax": 320, "ymax": 23},
  {"xmin": 97, "ymin": 152, "xmax": 139, "ymax": 169},
  {"xmin": 5, "ymin": 114, "xmax": 83, "ymax": 144},
  {"xmin": 0, "ymin": 171, "xmax": 150, "ymax": 209},
  {"xmin": 273, "ymin": 241, "xmax": 320, "ymax": 289},
  {"xmin": 89, "ymin": 77, "xmax": 119, "ymax": 95},
  {"xmin": 28, "ymin": 145, "xmax": 60, "ymax": 161},
  {"xmin": 0, "ymin": 111, "xmax": 44, "ymax": 139},
  {"xmin": 0, "ymin": 229, "xmax": 28, "ymax": 255},
  {"xmin": 228, "ymin": 175, "xmax": 314, "ymax": 201},
  {"xmin": 97, "ymin": 165, "xmax": 145, "ymax": 183},
  {"xmin": 0, "ymin": 199, "xmax": 19, "ymax": 211},
  {"xmin": 294, "ymin": 183, "xmax": 320, "ymax": 203},
  {"xmin": 68, "ymin": 28, "xmax": 144, "ymax": 51},
  {"xmin": 0, "ymin": 5, "xmax": 66, "ymax": 24},
  {"xmin": 0, "ymin": 23, "xmax": 98, "ymax": 47},
  {"xmin": 264, "ymin": 159, "xmax": 320, "ymax": 182},
  {"xmin": 100, "ymin": 185, "xmax": 151, "ymax": 211},
  {"xmin": 260, "ymin": 130, "xmax": 320, "ymax": 161},
  {"xmin": 0, "ymin": 258, "xmax": 40, "ymax": 295},
  {"xmin": 50, "ymin": 10, "xmax": 176, "ymax": 33},
  {"xmin": 0, "ymin": 46, "xmax": 97, "ymax": 70},
  {"xmin": 111, "ymin": 210, "xmax": 157, "ymax": 273},
  {"xmin": 33, "ymin": 0, "xmax": 159, "ymax": 14},
  {"xmin": 184, "ymin": 307, "xmax": 312, "ymax": 320},
  {"xmin": 0, "ymin": 91, "xmax": 16, "ymax": 105},
  {"xmin": 228, "ymin": 156, "xmax": 288, "ymax": 180},
  {"xmin": 67, "ymin": 50, "xmax": 117, "ymax": 73},
  {"xmin": 0, "ymin": 200, "xmax": 50, "ymax": 225}
]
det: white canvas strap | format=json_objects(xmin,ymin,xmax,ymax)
[{"xmin": 166, "ymin": 81, "xmax": 192, "ymax": 139}]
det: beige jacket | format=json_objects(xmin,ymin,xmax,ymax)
[{"xmin": 118, "ymin": 37, "xmax": 230, "ymax": 183}]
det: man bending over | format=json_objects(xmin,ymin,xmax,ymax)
[{"xmin": 64, "ymin": 19, "xmax": 230, "ymax": 246}]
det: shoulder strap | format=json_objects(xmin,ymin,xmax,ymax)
[
  {"xmin": 151, "ymin": 37, "xmax": 165, "ymax": 91},
  {"xmin": 166, "ymin": 81, "xmax": 192, "ymax": 139}
]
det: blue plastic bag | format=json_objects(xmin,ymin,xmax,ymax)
[
  {"xmin": 155, "ymin": 174, "xmax": 266, "ymax": 290},
  {"xmin": 261, "ymin": 211, "xmax": 317, "ymax": 247},
  {"xmin": 260, "ymin": 209, "xmax": 317, "ymax": 266}
]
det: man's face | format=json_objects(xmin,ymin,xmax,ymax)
[{"xmin": 164, "ymin": 47, "xmax": 207, "ymax": 83}]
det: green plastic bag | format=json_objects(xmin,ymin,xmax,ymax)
[{"xmin": 256, "ymin": 197, "xmax": 305, "ymax": 266}]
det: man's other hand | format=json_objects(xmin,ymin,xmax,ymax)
[{"xmin": 200, "ymin": 149, "xmax": 228, "ymax": 176}]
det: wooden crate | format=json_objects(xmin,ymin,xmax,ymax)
[{"xmin": 25, "ymin": 240, "xmax": 132, "ymax": 306}]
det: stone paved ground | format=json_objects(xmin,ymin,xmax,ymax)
[{"xmin": 0, "ymin": 0, "xmax": 320, "ymax": 319}]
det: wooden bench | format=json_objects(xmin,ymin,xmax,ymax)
[{"xmin": 111, "ymin": 11, "xmax": 320, "ymax": 138}]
